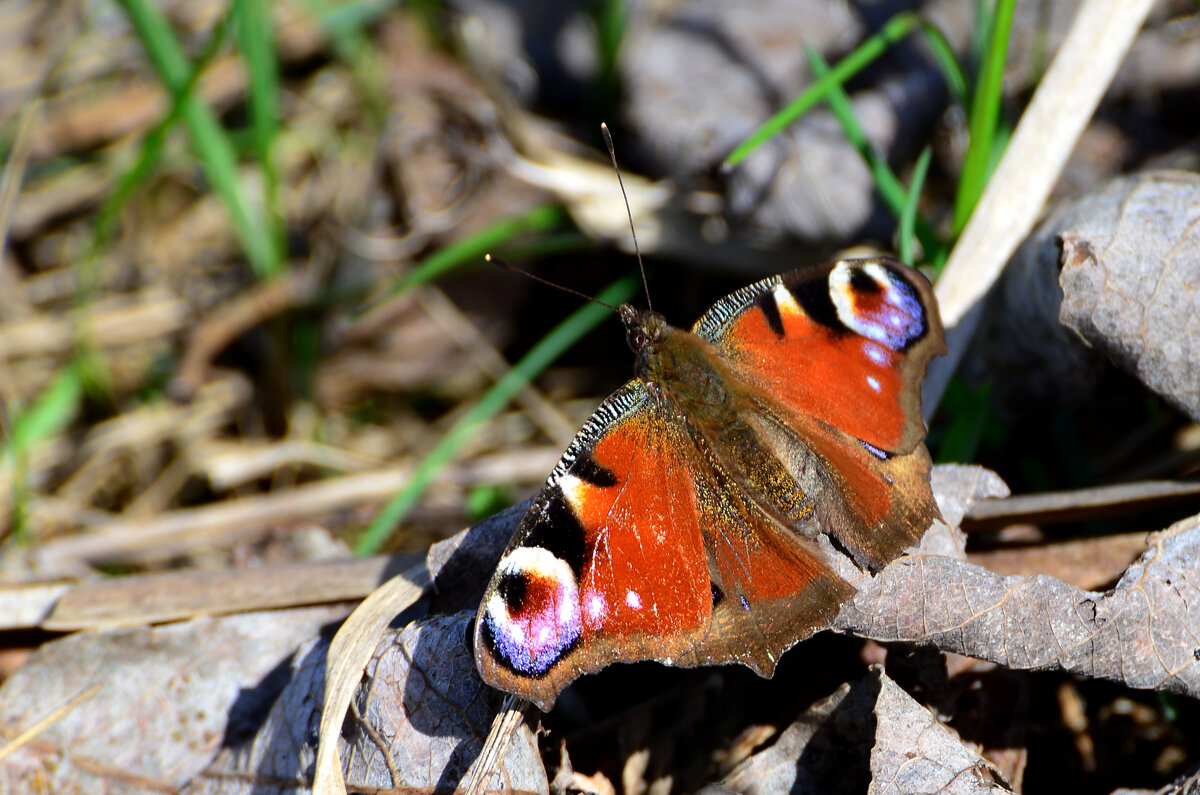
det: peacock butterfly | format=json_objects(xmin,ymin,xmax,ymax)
[{"xmin": 473, "ymin": 258, "xmax": 945, "ymax": 711}]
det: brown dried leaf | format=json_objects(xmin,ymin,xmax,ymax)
[
  {"xmin": 718, "ymin": 679, "xmax": 871, "ymax": 793},
  {"xmin": 191, "ymin": 614, "xmax": 546, "ymax": 794},
  {"xmin": 838, "ymin": 512, "xmax": 1200, "ymax": 698},
  {"xmin": 0, "ymin": 607, "xmax": 347, "ymax": 793},
  {"xmin": 931, "ymin": 465, "xmax": 1013, "ymax": 532},
  {"xmin": 184, "ymin": 636, "xmax": 329, "ymax": 795},
  {"xmin": 1058, "ymin": 170, "xmax": 1200, "ymax": 421},
  {"xmin": 869, "ymin": 669, "xmax": 1011, "ymax": 794},
  {"xmin": 721, "ymin": 668, "xmax": 1009, "ymax": 794},
  {"xmin": 917, "ymin": 465, "xmax": 1011, "ymax": 561},
  {"xmin": 350, "ymin": 613, "xmax": 546, "ymax": 792},
  {"xmin": 965, "ymin": 181, "xmax": 1107, "ymax": 415}
]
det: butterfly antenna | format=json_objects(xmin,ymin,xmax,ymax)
[
  {"xmin": 601, "ymin": 123, "xmax": 652, "ymax": 312},
  {"xmin": 485, "ymin": 254, "xmax": 618, "ymax": 312}
]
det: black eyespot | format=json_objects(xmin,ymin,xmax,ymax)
[
  {"xmin": 497, "ymin": 572, "xmax": 527, "ymax": 610},
  {"xmin": 849, "ymin": 266, "xmax": 883, "ymax": 293}
]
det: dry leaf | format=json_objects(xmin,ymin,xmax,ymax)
[
  {"xmin": 191, "ymin": 613, "xmax": 546, "ymax": 795},
  {"xmin": 869, "ymin": 669, "xmax": 1010, "ymax": 794},
  {"xmin": 917, "ymin": 465, "xmax": 1011, "ymax": 560},
  {"xmin": 184, "ymin": 636, "xmax": 329, "ymax": 795},
  {"xmin": 838, "ymin": 512, "xmax": 1200, "ymax": 698},
  {"xmin": 1058, "ymin": 170, "xmax": 1200, "ymax": 421},
  {"xmin": 348, "ymin": 612, "xmax": 546, "ymax": 792},
  {"xmin": 722, "ymin": 667, "xmax": 1010, "ymax": 793},
  {"xmin": 719, "ymin": 679, "xmax": 871, "ymax": 793},
  {"xmin": 426, "ymin": 502, "xmax": 530, "ymax": 615},
  {"xmin": 0, "ymin": 607, "xmax": 347, "ymax": 792}
]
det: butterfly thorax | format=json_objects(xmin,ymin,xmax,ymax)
[{"xmin": 619, "ymin": 301, "xmax": 826, "ymax": 536}]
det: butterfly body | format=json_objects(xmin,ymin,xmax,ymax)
[
  {"xmin": 621, "ymin": 304, "xmax": 822, "ymax": 529},
  {"xmin": 475, "ymin": 258, "xmax": 945, "ymax": 711}
]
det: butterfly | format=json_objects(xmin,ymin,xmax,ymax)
[{"xmin": 473, "ymin": 258, "xmax": 945, "ymax": 711}]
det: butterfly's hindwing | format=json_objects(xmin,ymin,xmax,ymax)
[{"xmin": 688, "ymin": 441, "xmax": 853, "ymax": 674}]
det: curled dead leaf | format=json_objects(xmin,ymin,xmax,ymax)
[{"xmin": 1058, "ymin": 170, "xmax": 1200, "ymax": 421}]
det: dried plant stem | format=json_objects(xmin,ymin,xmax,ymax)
[
  {"xmin": 923, "ymin": 0, "xmax": 1155, "ymax": 416},
  {"xmin": 313, "ymin": 563, "xmax": 431, "ymax": 795},
  {"xmin": 463, "ymin": 695, "xmax": 530, "ymax": 795}
]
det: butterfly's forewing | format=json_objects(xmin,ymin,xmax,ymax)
[
  {"xmin": 475, "ymin": 384, "xmax": 706, "ymax": 710},
  {"xmin": 474, "ymin": 383, "xmax": 850, "ymax": 711},
  {"xmin": 695, "ymin": 258, "xmax": 945, "ymax": 569}
]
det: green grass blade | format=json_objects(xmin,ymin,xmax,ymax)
[
  {"xmin": 969, "ymin": 0, "xmax": 992, "ymax": 85},
  {"xmin": 72, "ymin": 8, "xmax": 234, "ymax": 409},
  {"xmin": 723, "ymin": 11, "xmax": 921, "ymax": 169},
  {"xmin": 354, "ymin": 273, "xmax": 640, "ymax": 556},
  {"xmin": 2, "ymin": 363, "xmax": 83, "ymax": 459},
  {"xmin": 591, "ymin": 0, "xmax": 631, "ymax": 107},
  {"xmin": 295, "ymin": 0, "xmax": 390, "ymax": 120},
  {"xmin": 236, "ymin": 0, "xmax": 280, "ymax": 160},
  {"xmin": 94, "ymin": 4, "xmax": 235, "ymax": 250},
  {"xmin": 380, "ymin": 203, "xmax": 571, "ymax": 299},
  {"xmin": 595, "ymin": 0, "xmax": 630, "ymax": 76},
  {"xmin": 953, "ymin": 0, "xmax": 1017, "ymax": 234},
  {"xmin": 723, "ymin": 12, "xmax": 970, "ymax": 173},
  {"xmin": 933, "ymin": 379, "xmax": 993, "ymax": 463},
  {"xmin": 916, "ymin": 21, "xmax": 970, "ymax": 107},
  {"xmin": 898, "ymin": 146, "xmax": 932, "ymax": 266},
  {"xmin": 803, "ymin": 46, "xmax": 943, "ymax": 260},
  {"xmin": 2, "ymin": 363, "xmax": 85, "ymax": 541},
  {"xmin": 117, "ymin": 0, "xmax": 280, "ymax": 278},
  {"xmin": 307, "ymin": 0, "xmax": 394, "ymax": 33},
  {"xmin": 498, "ymin": 231, "xmax": 592, "ymax": 261},
  {"xmin": 235, "ymin": 0, "xmax": 286, "ymax": 265}
]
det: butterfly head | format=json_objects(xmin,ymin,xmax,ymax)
[
  {"xmin": 618, "ymin": 304, "xmax": 668, "ymax": 354},
  {"xmin": 618, "ymin": 304, "xmax": 672, "ymax": 383}
]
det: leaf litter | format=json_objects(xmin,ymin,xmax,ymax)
[{"xmin": 3, "ymin": 0, "xmax": 1200, "ymax": 793}]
